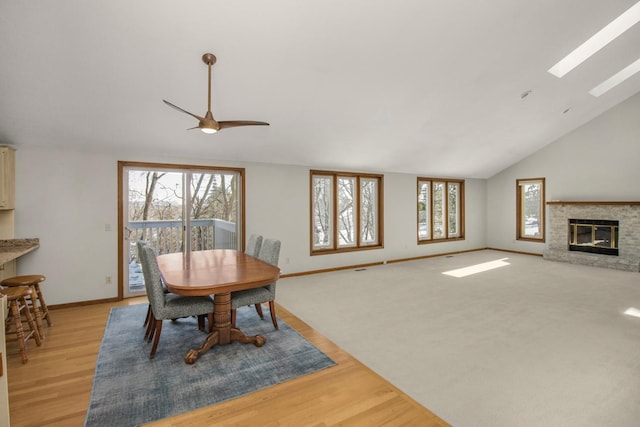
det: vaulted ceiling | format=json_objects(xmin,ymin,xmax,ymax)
[{"xmin": 1, "ymin": 1, "xmax": 640, "ymax": 178}]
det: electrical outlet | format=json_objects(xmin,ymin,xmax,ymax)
[{"xmin": 105, "ymin": 276, "xmax": 112, "ymax": 284}]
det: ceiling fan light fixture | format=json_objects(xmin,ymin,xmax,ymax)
[{"xmin": 163, "ymin": 53, "xmax": 269, "ymax": 133}]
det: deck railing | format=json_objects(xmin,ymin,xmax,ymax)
[{"xmin": 127, "ymin": 218, "xmax": 237, "ymax": 262}]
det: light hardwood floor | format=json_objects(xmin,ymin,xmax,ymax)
[{"xmin": 6, "ymin": 298, "xmax": 450, "ymax": 426}]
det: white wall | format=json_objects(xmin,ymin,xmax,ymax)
[
  {"xmin": 487, "ymin": 92, "xmax": 640, "ymax": 253},
  {"xmin": 18, "ymin": 85, "xmax": 637, "ymax": 305},
  {"xmin": 13, "ymin": 147, "xmax": 486, "ymax": 305}
]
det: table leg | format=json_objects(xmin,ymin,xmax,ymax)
[
  {"xmin": 185, "ymin": 330, "xmax": 219, "ymax": 364},
  {"xmin": 184, "ymin": 291, "xmax": 266, "ymax": 364}
]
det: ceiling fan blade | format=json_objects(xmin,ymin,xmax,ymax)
[
  {"xmin": 163, "ymin": 100, "xmax": 205, "ymax": 121},
  {"xmin": 218, "ymin": 120, "xmax": 270, "ymax": 130}
]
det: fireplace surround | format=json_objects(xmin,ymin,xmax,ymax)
[{"xmin": 544, "ymin": 201, "xmax": 640, "ymax": 272}]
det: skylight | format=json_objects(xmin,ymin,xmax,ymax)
[
  {"xmin": 442, "ymin": 258, "xmax": 510, "ymax": 278},
  {"xmin": 589, "ymin": 57, "xmax": 640, "ymax": 96},
  {"xmin": 624, "ymin": 307, "xmax": 640, "ymax": 317},
  {"xmin": 548, "ymin": 1, "xmax": 640, "ymax": 78}
]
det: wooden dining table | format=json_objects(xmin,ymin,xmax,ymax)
[{"xmin": 156, "ymin": 249, "xmax": 281, "ymax": 364}]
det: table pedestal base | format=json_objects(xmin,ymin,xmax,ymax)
[
  {"xmin": 185, "ymin": 328, "xmax": 265, "ymax": 364},
  {"xmin": 184, "ymin": 291, "xmax": 266, "ymax": 364}
]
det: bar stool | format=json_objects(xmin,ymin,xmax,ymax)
[
  {"xmin": 1, "ymin": 286, "xmax": 42, "ymax": 363},
  {"xmin": 0, "ymin": 275, "xmax": 51, "ymax": 338}
]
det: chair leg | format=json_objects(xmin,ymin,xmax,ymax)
[
  {"xmin": 8, "ymin": 299, "xmax": 29, "ymax": 364},
  {"xmin": 34, "ymin": 283, "xmax": 52, "ymax": 326},
  {"xmin": 143, "ymin": 305, "xmax": 151, "ymax": 328},
  {"xmin": 149, "ymin": 319, "xmax": 163, "ymax": 359},
  {"xmin": 197, "ymin": 315, "xmax": 205, "ymax": 331},
  {"xmin": 208, "ymin": 313, "xmax": 214, "ymax": 332},
  {"xmin": 231, "ymin": 309, "xmax": 236, "ymax": 328},
  {"xmin": 20, "ymin": 296, "xmax": 42, "ymax": 347},
  {"xmin": 27, "ymin": 286, "xmax": 43, "ymax": 339},
  {"xmin": 254, "ymin": 303, "xmax": 264, "ymax": 319},
  {"xmin": 269, "ymin": 301, "xmax": 279, "ymax": 330},
  {"xmin": 145, "ymin": 312, "xmax": 156, "ymax": 341}
]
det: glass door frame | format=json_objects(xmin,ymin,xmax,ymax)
[{"xmin": 117, "ymin": 160, "xmax": 246, "ymax": 299}]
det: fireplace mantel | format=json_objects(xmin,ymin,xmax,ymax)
[{"xmin": 547, "ymin": 201, "xmax": 640, "ymax": 206}]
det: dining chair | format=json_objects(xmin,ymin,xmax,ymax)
[
  {"xmin": 245, "ymin": 234, "xmax": 263, "ymax": 257},
  {"xmin": 231, "ymin": 238, "xmax": 281, "ymax": 329},
  {"xmin": 139, "ymin": 246, "xmax": 215, "ymax": 359},
  {"xmin": 136, "ymin": 240, "xmax": 159, "ymax": 329}
]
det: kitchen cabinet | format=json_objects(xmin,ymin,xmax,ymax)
[
  {"xmin": 0, "ymin": 146, "xmax": 14, "ymax": 239},
  {"xmin": 0, "ymin": 146, "xmax": 15, "ymax": 210},
  {"xmin": 0, "ymin": 294, "xmax": 9, "ymax": 427}
]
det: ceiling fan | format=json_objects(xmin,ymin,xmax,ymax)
[{"xmin": 163, "ymin": 53, "xmax": 269, "ymax": 134}]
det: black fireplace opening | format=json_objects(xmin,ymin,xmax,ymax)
[{"xmin": 568, "ymin": 219, "xmax": 619, "ymax": 256}]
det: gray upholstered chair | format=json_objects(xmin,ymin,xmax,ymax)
[
  {"xmin": 231, "ymin": 238, "xmax": 281, "ymax": 329},
  {"xmin": 245, "ymin": 234, "xmax": 263, "ymax": 257},
  {"xmin": 137, "ymin": 240, "xmax": 172, "ymax": 329},
  {"xmin": 139, "ymin": 246, "xmax": 215, "ymax": 359},
  {"xmin": 136, "ymin": 240, "xmax": 153, "ymax": 328}
]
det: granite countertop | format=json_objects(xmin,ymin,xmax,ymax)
[{"xmin": 0, "ymin": 238, "xmax": 40, "ymax": 264}]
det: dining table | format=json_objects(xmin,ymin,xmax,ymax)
[{"xmin": 156, "ymin": 249, "xmax": 281, "ymax": 364}]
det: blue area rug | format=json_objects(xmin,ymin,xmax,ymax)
[{"xmin": 85, "ymin": 304, "xmax": 335, "ymax": 426}]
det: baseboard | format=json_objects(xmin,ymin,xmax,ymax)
[
  {"xmin": 49, "ymin": 296, "xmax": 120, "ymax": 310},
  {"xmin": 281, "ymin": 247, "xmax": 495, "ymax": 278},
  {"xmin": 485, "ymin": 247, "xmax": 544, "ymax": 257}
]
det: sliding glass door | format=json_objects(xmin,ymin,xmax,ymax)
[{"xmin": 119, "ymin": 161, "xmax": 244, "ymax": 298}]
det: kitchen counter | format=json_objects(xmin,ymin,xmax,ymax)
[{"xmin": 0, "ymin": 238, "xmax": 39, "ymax": 264}]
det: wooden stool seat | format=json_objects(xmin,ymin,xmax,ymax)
[
  {"xmin": 1, "ymin": 274, "xmax": 51, "ymax": 334},
  {"xmin": 1, "ymin": 274, "xmax": 46, "ymax": 287},
  {"xmin": 1, "ymin": 286, "xmax": 42, "ymax": 363}
]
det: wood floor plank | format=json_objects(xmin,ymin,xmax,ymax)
[{"xmin": 7, "ymin": 298, "xmax": 450, "ymax": 426}]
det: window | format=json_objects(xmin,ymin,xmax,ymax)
[
  {"xmin": 516, "ymin": 178, "xmax": 545, "ymax": 241},
  {"xmin": 119, "ymin": 161, "xmax": 245, "ymax": 297},
  {"xmin": 311, "ymin": 170, "xmax": 383, "ymax": 254},
  {"xmin": 417, "ymin": 178, "xmax": 465, "ymax": 243}
]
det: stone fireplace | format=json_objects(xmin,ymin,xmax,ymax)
[{"xmin": 543, "ymin": 201, "xmax": 640, "ymax": 272}]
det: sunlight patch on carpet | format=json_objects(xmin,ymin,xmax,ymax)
[{"xmin": 442, "ymin": 258, "xmax": 510, "ymax": 278}]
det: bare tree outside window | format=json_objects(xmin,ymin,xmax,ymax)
[
  {"xmin": 433, "ymin": 182, "xmax": 445, "ymax": 239},
  {"xmin": 516, "ymin": 178, "xmax": 545, "ymax": 241},
  {"xmin": 127, "ymin": 167, "xmax": 242, "ymax": 255},
  {"xmin": 448, "ymin": 182, "xmax": 459, "ymax": 237},
  {"xmin": 338, "ymin": 177, "xmax": 356, "ymax": 247},
  {"xmin": 128, "ymin": 171, "xmax": 182, "ymax": 250},
  {"xmin": 417, "ymin": 177, "xmax": 465, "ymax": 243},
  {"xmin": 312, "ymin": 176, "xmax": 332, "ymax": 248},
  {"xmin": 360, "ymin": 178, "xmax": 378, "ymax": 245},
  {"xmin": 311, "ymin": 170, "xmax": 383, "ymax": 254},
  {"xmin": 418, "ymin": 181, "xmax": 430, "ymax": 239}
]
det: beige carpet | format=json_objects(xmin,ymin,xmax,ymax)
[{"xmin": 277, "ymin": 250, "xmax": 640, "ymax": 427}]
